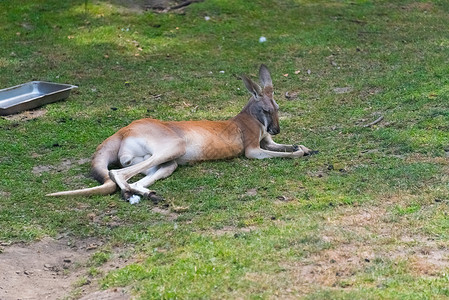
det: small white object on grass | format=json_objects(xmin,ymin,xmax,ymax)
[
  {"xmin": 259, "ymin": 36, "xmax": 267, "ymax": 43},
  {"xmin": 204, "ymin": 16, "xmax": 211, "ymax": 21},
  {"xmin": 129, "ymin": 195, "xmax": 141, "ymax": 205}
]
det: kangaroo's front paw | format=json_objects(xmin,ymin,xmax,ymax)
[
  {"xmin": 292, "ymin": 149, "xmax": 305, "ymax": 157},
  {"xmin": 292, "ymin": 145, "xmax": 314, "ymax": 158},
  {"xmin": 307, "ymin": 150, "xmax": 320, "ymax": 156},
  {"xmin": 299, "ymin": 145, "xmax": 311, "ymax": 155}
]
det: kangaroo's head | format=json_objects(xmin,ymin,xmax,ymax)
[{"xmin": 242, "ymin": 64, "xmax": 280, "ymax": 135}]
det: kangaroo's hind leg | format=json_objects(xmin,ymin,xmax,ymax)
[
  {"xmin": 126, "ymin": 161, "xmax": 178, "ymax": 201},
  {"xmin": 109, "ymin": 138, "xmax": 185, "ymax": 200}
]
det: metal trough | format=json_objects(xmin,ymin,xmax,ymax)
[{"xmin": 0, "ymin": 81, "xmax": 77, "ymax": 115}]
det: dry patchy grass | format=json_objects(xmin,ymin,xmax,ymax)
[{"xmin": 273, "ymin": 192, "xmax": 449, "ymax": 296}]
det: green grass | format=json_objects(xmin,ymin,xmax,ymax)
[{"xmin": 1, "ymin": 0, "xmax": 449, "ymax": 298}]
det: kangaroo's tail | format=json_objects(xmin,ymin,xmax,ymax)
[{"xmin": 46, "ymin": 135, "xmax": 121, "ymax": 197}]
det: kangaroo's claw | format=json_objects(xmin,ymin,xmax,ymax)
[{"xmin": 144, "ymin": 191, "xmax": 164, "ymax": 203}]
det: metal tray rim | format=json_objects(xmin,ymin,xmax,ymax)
[{"xmin": 0, "ymin": 81, "xmax": 78, "ymax": 110}]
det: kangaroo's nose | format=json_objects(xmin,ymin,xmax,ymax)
[{"xmin": 269, "ymin": 127, "xmax": 280, "ymax": 135}]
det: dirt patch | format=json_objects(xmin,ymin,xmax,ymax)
[
  {"xmin": 272, "ymin": 194, "xmax": 449, "ymax": 295},
  {"xmin": 324, "ymin": 198, "xmax": 449, "ymax": 274},
  {"xmin": 359, "ymin": 87, "xmax": 383, "ymax": 100},
  {"xmin": 4, "ymin": 108, "xmax": 47, "ymax": 122},
  {"xmin": 404, "ymin": 153, "xmax": 448, "ymax": 165},
  {"xmin": 0, "ymin": 190, "xmax": 11, "ymax": 199},
  {"xmin": 151, "ymin": 206, "xmax": 179, "ymax": 221},
  {"xmin": 207, "ymin": 225, "xmax": 258, "ymax": 237},
  {"xmin": 109, "ymin": 0, "xmax": 203, "ymax": 11},
  {"xmin": 401, "ymin": 2, "xmax": 434, "ymax": 12},
  {"xmin": 281, "ymin": 245, "xmax": 365, "ymax": 290},
  {"xmin": 333, "ymin": 87, "xmax": 353, "ymax": 94},
  {"xmin": 79, "ymin": 288, "xmax": 130, "ymax": 300},
  {"xmin": 0, "ymin": 237, "xmax": 132, "ymax": 300},
  {"xmin": 32, "ymin": 158, "xmax": 91, "ymax": 175},
  {"xmin": 3, "ymin": 108, "xmax": 47, "ymax": 121}
]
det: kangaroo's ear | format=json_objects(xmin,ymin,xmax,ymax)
[
  {"xmin": 259, "ymin": 64, "xmax": 272, "ymax": 88},
  {"xmin": 242, "ymin": 75, "xmax": 262, "ymax": 99}
]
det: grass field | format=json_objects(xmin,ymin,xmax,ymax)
[{"xmin": 1, "ymin": 0, "xmax": 449, "ymax": 298}]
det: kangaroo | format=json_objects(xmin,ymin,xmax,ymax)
[{"xmin": 47, "ymin": 64, "xmax": 312, "ymax": 201}]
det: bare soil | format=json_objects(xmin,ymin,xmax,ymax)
[
  {"xmin": 281, "ymin": 195, "xmax": 449, "ymax": 295},
  {"xmin": 3, "ymin": 109, "xmax": 47, "ymax": 122},
  {"xmin": 110, "ymin": 0, "xmax": 202, "ymax": 11},
  {"xmin": 0, "ymin": 237, "xmax": 131, "ymax": 300},
  {"xmin": 32, "ymin": 158, "xmax": 91, "ymax": 175},
  {"xmin": 242, "ymin": 193, "xmax": 449, "ymax": 297}
]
